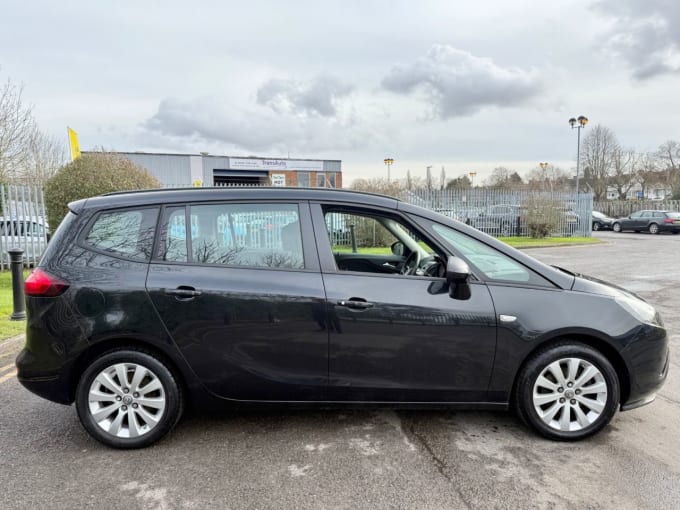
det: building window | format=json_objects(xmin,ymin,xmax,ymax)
[
  {"xmin": 297, "ymin": 172, "xmax": 310, "ymax": 187},
  {"xmin": 328, "ymin": 172, "xmax": 336, "ymax": 188},
  {"xmin": 317, "ymin": 173, "xmax": 327, "ymax": 188}
]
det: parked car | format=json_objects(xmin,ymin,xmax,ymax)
[
  {"xmin": 591, "ymin": 211, "xmax": 615, "ymax": 231},
  {"xmin": 17, "ymin": 188, "xmax": 668, "ymax": 448},
  {"xmin": 612, "ymin": 210, "xmax": 680, "ymax": 234},
  {"xmin": 0, "ymin": 216, "xmax": 50, "ymax": 264},
  {"xmin": 472, "ymin": 204, "xmax": 520, "ymax": 236}
]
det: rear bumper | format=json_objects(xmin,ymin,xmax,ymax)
[
  {"xmin": 659, "ymin": 224, "xmax": 680, "ymax": 232},
  {"xmin": 16, "ymin": 348, "xmax": 73, "ymax": 404}
]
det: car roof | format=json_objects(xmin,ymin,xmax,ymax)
[{"xmin": 73, "ymin": 187, "xmax": 400, "ymax": 212}]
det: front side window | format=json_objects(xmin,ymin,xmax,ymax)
[
  {"xmin": 432, "ymin": 223, "xmax": 552, "ymax": 286},
  {"xmin": 84, "ymin": 208, "xmax": 159, "ymax": 261},
  {"xmin": 159, "ymin": 203, "xmax": 304, "ymax": 269},
  {"xmin": 324, "ymin": 208, "xmax": 440, "ymax": 277},
  {"xmin": 630, "ymin": 211, "xmax": 643, "ymax": 219}
]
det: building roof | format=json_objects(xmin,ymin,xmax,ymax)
[{"xmin": 82, "ymin": 150, "xmax": 341, "ymax": 163}]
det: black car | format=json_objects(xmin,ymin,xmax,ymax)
[
  {"xmin": 591, "ymin": 211, "xmax": 615, "ymax": 231},
  {"xmin": 472, "ymin": 204, "xmax": 520, "ymax": 236},
  {"xmin": 17, "ymin": 188, "xmax": 669, "ymax": 448},
  {"xmin": 612, "ymin": 210, "xmax": 680, "ymax": 234}
]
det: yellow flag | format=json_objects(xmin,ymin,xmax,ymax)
[{"xmin": 68, "ymin": 127, "xmax": 81, "ymax": 160}]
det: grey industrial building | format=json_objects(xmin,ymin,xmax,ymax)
[{"xmin": 89, "ymin": 151, "xmax": 343, "ymax": 188}]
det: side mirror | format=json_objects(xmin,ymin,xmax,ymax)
[
  {"xmin": 391, "ymin": 241, "xmax": 405, "ymax": 257},
  {"xmin": 446, "ymin": 257, "xmax": 471, "ymax": 300}
]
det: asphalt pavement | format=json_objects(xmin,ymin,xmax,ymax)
[{"xmin": 1, "ymin": 230, "xmax": 679, "ymax": 509}]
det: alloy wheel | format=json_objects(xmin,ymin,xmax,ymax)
[
  {"xmin": 649, "ymin": 223, "xmax": 659, "ymax": 234},
  {"xmin": 88, "ymin": 363, "xmax": 166, "ymax": 439},
  {"xmin": 532, "ymin": 357, "xmax": 608, "ymax": 432}
]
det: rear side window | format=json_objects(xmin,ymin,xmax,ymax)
[
  {"xmin": 157, "ymin": 203, "xmax": 304, "ymax": 269},
  {"xmin": 84, "ymin": 208, "xmax": 159, "ymax": 261}
]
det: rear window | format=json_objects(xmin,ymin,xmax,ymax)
[
  {"xmin": 666, "ymin": 212, "xmax": 680, "ymax": 219},
  {"xmin": 84, "ymin": 208, "xmax": 159, "ymax": 261}
]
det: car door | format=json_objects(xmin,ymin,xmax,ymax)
[
  {"xmin": 146, "ymin": 201, "xmax": 329, "ymax": 401},
  {"xmin": 625, "ymin": 211, "xmax": 644, "ymax": 230},
  {"xmin": 311, "ymin": 203, "xmax": 497, "ymax": 403}
]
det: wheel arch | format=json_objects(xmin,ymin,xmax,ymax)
[
  {"xmin": 68, "ymin": 337, "xmax": 191, "ymax": 405},
  {"xmin": 511, "ymin": 333, "xmax": 631, "ymax": 406}
]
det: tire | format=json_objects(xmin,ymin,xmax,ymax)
[
  {"xmin": 76, "ymin": 349, "xmax": 183, "ymax": 449},
  {"xmin": 514, "ymin": 341, "xmax": 619, "ymax": 441},
  {"xmin": 648, "ymin": 223, "xmax": 659, "ymax": 235},
  {"xmin": 592, "ymin": 222, "xmax": 601, "ymax": 232},
  {"xmin": 612, "ymin": 222, "xmax": 622, "ymax": 233}
]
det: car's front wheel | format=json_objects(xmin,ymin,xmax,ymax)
[
  {"xmin": 514, "ymin": 342, "xmax": 619, "ymax": 440},
  {"xmin": 612, "ymin": 222, "xmax": 622, "ymax": 232},
  {"xmin": 649, "ymin": 223, "xmax": 660, "ymax": 234},
  {"xmin": 76, "ymin": 349, "xmax": 183, "ymax": 449}
]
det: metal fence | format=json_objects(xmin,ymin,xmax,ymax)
[
  {"xmin": 401, "ymin": 188, "xmax": 593, "ymax": 238},
  {"xmin": 593, "ymin": 199, "xmax": 680, "ymax": 218},
  {"xmin": 0, "ymin": 184, "xmax": 48, "ymax": 269}
]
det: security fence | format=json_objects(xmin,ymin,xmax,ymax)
[
  {"xmin": 0, "ymin": 184, "xmax": 48, "ymax": 270},
  {"xmin": 401, "ymin": 188, "xmax": 593, "ymax": 238}
]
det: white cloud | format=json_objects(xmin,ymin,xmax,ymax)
[
  {"xmin": 381, "ymin": 44, "xmax": 544, "ymax": 118},
  {"xmin": 256, "ymin": 74, "xmax": 352, "ymax": 117},
  {"xmin": 595, "ymin": 0, "xmax": 680, "ymax": 79}
]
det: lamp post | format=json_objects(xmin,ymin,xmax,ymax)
[
  {"xmin": 568, "ymin": 116, "xmax": 588, "ymax": 198},
  {"xmin": 539, "ymin": 162, "xmax": 551, "ymax": 192},
  {"xmin": 384, "ymin": 158, "xmax": 394, "ymax": 182},
  {"xmin": 468, "ymin": 171, "xmax": 477, "ymax": 187}
]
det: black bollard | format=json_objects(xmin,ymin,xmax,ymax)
[{"xmin": 8, "ymin": 248, "xmax": 26, "ymax": 321}]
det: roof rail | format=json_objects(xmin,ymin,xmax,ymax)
[{"xmin": 102, "ymin": 187, "xmax": 401, "ymax": 201}]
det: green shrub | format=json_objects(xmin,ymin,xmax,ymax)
[
  {"xmin": 45, "ymin": 152, "xmax": 160, "ymax": 227},
  {"xmin": 523, "ymin": 198, "xmax": 562, "ymax": 238}
]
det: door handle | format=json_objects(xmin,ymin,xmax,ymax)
[
  {"xmin": 165, "ymin": 286, "xmax": 202, "ymax": 299},
  {"xmin": 337, "ymin": 299, "xmax": 374, "ymax": 310}
]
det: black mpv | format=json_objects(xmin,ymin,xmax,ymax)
[{"xmin": 17, "ymin": 188, "xmax": 669, "ymax": 448}]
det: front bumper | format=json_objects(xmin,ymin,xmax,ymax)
[{"xmin": 620, "ymin": 341, "xmax": 669, "ymax": 412}]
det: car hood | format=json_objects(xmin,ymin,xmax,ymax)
[{"xmin": 570, "ymin": 271, "xmax": 645, "ymax": 301}]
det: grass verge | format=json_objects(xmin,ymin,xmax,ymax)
[
  {"xmin": 0, "ymin": 270, "xmax": 30, "ymax": 341},
  {"xmin": 498, "ymin": 236, "xmax": 602, "ymax": 248}
]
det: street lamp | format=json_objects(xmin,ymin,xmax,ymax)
[
  {"xmin": 384, "ymin": 158, "xmax": 394, "ymax": 182},
  {"xmin": 468, "ymin": 171, "xmax": 477, "ymax": 187},
  {"xmin": 539, "ymin": 162, "xmax": 551, "ymax": 192},
  {"xmin": 568, "ymin": 116, "xmax": 588, "ymax": 198}
]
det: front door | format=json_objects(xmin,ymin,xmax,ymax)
[
  {"xmin": 146, "ymin": 201, "xmax": 328, "ymax": 401},
  {"xmin": 312, "ymin": 204, "xmax": 498, "ymax": 402}
]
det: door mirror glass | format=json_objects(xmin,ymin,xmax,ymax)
[{"xmin": 391, "ymin": 241, "xmax": 405, "ymax": 257}]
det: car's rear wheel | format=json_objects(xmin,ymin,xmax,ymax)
[
  {"xmin": 592, "ymin": 222, "xmax": 601, "ymax": 231},
  {"xmin": 514, "ymin": 342, "xmax": 619, "ymax": 440},
  {"xmin": 76, "ymin": 349, "xmax": 183, "ymax": 449},
  {"xmin": 612, "ymin": 222, "xmax": 622, "ymax": 233},
  {"xmin": 649, "ymin": 223, "xmax": 660, "ymax": 234}
]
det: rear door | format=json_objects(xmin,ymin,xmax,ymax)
[{"xmin": 146, "ymin": 200, "xmax": 329, "ymax": 401}]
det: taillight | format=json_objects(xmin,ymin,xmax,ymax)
[
  {"xmin": 663, "ymin": 218, "xmax": 673, "ymax": 223},
  {"xmin": 25, "ymin": 269, "xmax": 69, "ymax": 297}
]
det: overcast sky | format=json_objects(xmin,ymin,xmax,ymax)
[{"xmin": 2, "ymin": 0, "xmax": 679, "ymax": 184}]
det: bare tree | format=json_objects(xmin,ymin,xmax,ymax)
[
  {"xmin": 636, "ymin": 153, "xmax": 660, "ymax": 198},
  {"xmin": 0, "ymin": 74, "xmax": 64, "ymax": 184},
  {"xmin": 580, "ymin": 125, "xmax": 618, "ymax": 200},
  {"xmin": 610, "ymin": 147, "xmax": 638, "ymax": 200},
  {"xmin": 0, "ymin": 77, "xmax": 36, "ymax": 182},
  {"xmin": 486, "ymin": 166, "xmax": 523, "ymax": 189},
  {"xmin": 656, "ymin": 140, "xmax": 680, "ymax": 198}
]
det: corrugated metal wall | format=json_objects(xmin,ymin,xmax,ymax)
[{"xmin": 123, "ymin": 153, "xmax": 192, "ymax": 185}]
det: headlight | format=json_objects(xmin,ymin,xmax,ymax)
[{"xmin": 615, "ymin": 294, "xmax": 663, "ymax": 326}]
